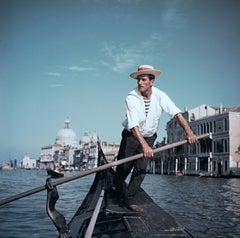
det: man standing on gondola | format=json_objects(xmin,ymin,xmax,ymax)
[{"xmin": 114, "ymin": 65, "xmax": 197, "ymax": 212}]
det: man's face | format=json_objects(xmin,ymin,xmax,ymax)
[{"xmin": 137, "ymin": 74, "xmax": 154, "ymax": 95}]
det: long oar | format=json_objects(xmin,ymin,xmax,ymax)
[{"xmin": 0, "ymin": 133, "xmax": 211, "ymax": 206}]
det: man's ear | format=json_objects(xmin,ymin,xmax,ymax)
[{"xmin": 150, "ymin": 79, "xmax": 155, "ymax": 86}]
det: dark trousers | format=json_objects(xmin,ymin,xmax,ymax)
[{"xmin": 115, "ymin": 129, "xmax": 157, "ymax": 205}]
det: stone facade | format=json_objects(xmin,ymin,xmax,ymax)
[{"xmin": 152, "ymin": 104, "xmax": 240, "ymax": 176}]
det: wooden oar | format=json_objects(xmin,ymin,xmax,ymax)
[
  {"xmin": 84, "ymin": 189, "xmax": 105, "ymax": 238},
  {"xmin": 0, "ymin": 133, "xmax": 211, "ymax": 206}
]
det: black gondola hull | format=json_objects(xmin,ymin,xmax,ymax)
[{"xmin": 66, "ymin": 150, "xmax": 194, "ymax": 237}]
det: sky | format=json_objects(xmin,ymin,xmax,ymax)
[{"xmin": 0, "ymin": 0, "xmax": 239, "ymax": 163}]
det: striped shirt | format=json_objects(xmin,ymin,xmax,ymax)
[{"xmin": 144, "ymin": 98, "xmax": 151, "ymax": 116}]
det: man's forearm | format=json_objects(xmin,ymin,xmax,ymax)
[
  {"xmin": 131, "ymin": 126, "xmax": 154, "ymax": 157},
  {"xmin": 174, "ymin": 113, "xmax": 194, "ymax": 136},
  {"xmin": 131, "ymin": 126, "xmax": 148, "ymax": 147}
]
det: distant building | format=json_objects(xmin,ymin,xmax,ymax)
[
  {"xmin": 39, "ymin": 118, "xmax": 80, "ymax": 169},
  {"xmin": 153, "ymin": 104, "xmax": 240, "ymax": 176},
  {"xmin": 73, "ymin": 131, "xmax": 119, "ymax": 170},
  {"xmin": 21, "ymin": 154, "xmax": 37, "ymax": 169},
  {"xmin": 39, "ymin": 118, "xmax": 119, "ymax": 170}
]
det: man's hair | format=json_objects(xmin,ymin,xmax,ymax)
[
  {"xmin": 137, "ymin": 74, "xmax": 155, "ymax": 80},
  {"xmin": 148, "ymin": 74, "xmax": 155, "ymax": 80}
]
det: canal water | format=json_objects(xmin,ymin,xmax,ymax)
[{"xmin": 0, "ymin": 169, "xmax": 239, "ymax": 238}]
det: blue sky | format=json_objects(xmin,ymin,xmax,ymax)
[{"xmin": 0, "ymin": 0, "xmax": 239, "ymax": 163}]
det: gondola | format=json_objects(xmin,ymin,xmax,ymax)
[
  {"xmin": 46, "ymin": 144, "xmax": 194, "ymax": 238},
  {"xmin": 46, "ymin": 167, "xmax": 64, "ymax": 178}
]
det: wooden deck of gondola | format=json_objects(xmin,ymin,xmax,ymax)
[
  {"xmin": 75, "ymin": 183, "xmax": 194, "ymax": 237},
  {"xmin": 66, "ymin": 171, "xmax": 194, "ymax": 237},
  {"xmin": 101, "ymin": 187, "xmax": 194, "ymax": 238}
]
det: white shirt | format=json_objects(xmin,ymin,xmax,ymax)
[{"xmin": 122, "ymin": 86, "xmax": 181, "ymax": 137}]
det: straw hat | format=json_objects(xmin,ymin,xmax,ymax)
[{"xmin": 130, "ymin": 65, "xmax": 161, "ymax": 79}]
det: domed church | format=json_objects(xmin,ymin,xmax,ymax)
[
  {"xmin": 39, "ymin": 118, "xmax": 80, "ymax": 169},
  {"xmin": 39, "ymin": 118, "xmax": 119, "ymax": 170},
  {"xmin": 55, "ymin": 118, "xmax": 78, "ymax": 147}
]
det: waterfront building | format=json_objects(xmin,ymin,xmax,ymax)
[
  {"xmin": 21, "ymin": 154, "xmax": 37, "ymax": 169},
  {"xmin": 153, "ymin": 104, "xmax": 240, "ymax": 176},
  {"xmin": 39, "ymin": 118, "xmax": 119, "ymax": 170},
  {"xmin": 73, "ymin": 131, "xmax": 119, "ymax": 170}
]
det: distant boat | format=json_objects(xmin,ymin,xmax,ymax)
[
  {"xmin": 46, "ymin": 168, "xmax": 64, "ymax": 178},
  {"xmin": 199, "ymin": 172, "xmax": 213, "ymax": 177},
  {"xmin": 0, "ymin": 164, "xmax": 14, "ymax": 170},
  {"xmin": 177, "ymin": 171, "xmax": 183, "ymax": 176}
]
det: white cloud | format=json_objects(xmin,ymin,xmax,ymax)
[
  {"xmin": 68, "ymin": 66, "xmax": 96, "ymax": 71},
  {"xmin": 46, "ymin": 72, "xmax": 62, "ymax": 77},
  {"xmin": 101, "ymin": 34, "xmax": 165, "ymax": 73},
  {"xmin": 161, "ymin": 7, "xmax": 186, "ymax": 30}
]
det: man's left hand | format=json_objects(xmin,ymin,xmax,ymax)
[{"xmin": 187, "ymin": 134, "xmax": 197, "ymax": 144}]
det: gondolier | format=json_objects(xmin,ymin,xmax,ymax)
[{"xmin": 114, "ymin": 65, "xmax": 197, "ymax": 212}]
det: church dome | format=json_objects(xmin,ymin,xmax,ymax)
[
  {"xmin": 80, "ymin": 131, "xmax": 91, "ymax": 144},
  {"xmin": 80, "ymin": 131, "xmax": 98, "ymax": 145},
  {"xmin": 55, "ymin": 118, "xmax": 78, "ymax": 147}
]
